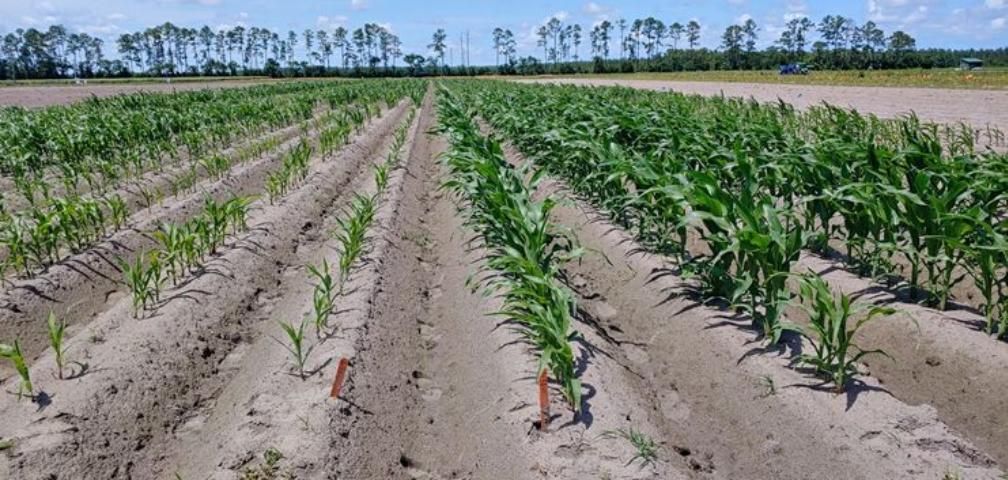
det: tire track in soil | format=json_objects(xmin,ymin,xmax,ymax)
[{"xmin": 0, "ymin": 101, "xmax": 411, "ymax": 480}]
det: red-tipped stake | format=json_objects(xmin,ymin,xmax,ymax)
[
  {"xmin": 330, "ymin": 357, "xmax": 349, "ymax": 399},
  {"xmin": 538, "ymin": 368, "xmax": 549, "ymax": 432}
]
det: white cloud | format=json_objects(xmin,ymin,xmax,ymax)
[
  {"xmin": 905, "ymin": 5, "xmax": 929, "ymax": 23},
  {"xmin": 986, "ymin": 0, "xmax": 1005, "ymax": 9},
  {"xmin": 735, "ymin": 13, "xmax": 753, "ymax": 24},
  {"xmin": 993, "ymin": 16, "xmax": 1007, "ymax": 28},
  {"xmin": 350, "ymin": 0, "xmax": 368, "ymax": 11},
  {"xmin": 106, "ymin": 13, "xmax": 127, "ymax": 21},
  {"xmin": 584, "ymin": 2, "xmax": 604, "ymax": 14},
  {"xmin": 316, "ymin": 15, "xmax": 348, "ymax": 30}
]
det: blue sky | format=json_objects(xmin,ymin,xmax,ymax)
[{"xmin": 0, "ymin": 1, "xmax": 1005, "ymax": 64}]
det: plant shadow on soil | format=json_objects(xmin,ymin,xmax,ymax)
[{"xmin": 645, "ymin": 264, "xmax": 895, "ymax": 410}]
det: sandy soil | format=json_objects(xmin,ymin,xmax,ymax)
[
  {"xmin": 0, "ymin": 93, "xmax": 410, "ymax": 479},
  {"xmin": 2, "ymin": 85, "xmax": 1005, "ymax": 480},
  {"xmin": 0, "ymin": 79, "xmax": 270, "ymax": 108},
  {"xmin": 519, "ymin": 78, "xmax": 1008, "ymax": 132}
]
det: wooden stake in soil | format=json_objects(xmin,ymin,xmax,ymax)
[
  {"xmin": 330, "ymin": 357, "xmax": 349, "ymax": 399},
  {"xmin": 538, "ymin": 368, "xmax": 549, "ymax": 431}
]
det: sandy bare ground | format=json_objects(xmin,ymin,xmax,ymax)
[
  {"xmin": 520, "ymin": 78, "xmax": 1008, "ymax": 132},
  {"xmin": 0, "ymin": 79, "xmax": 271, "ymax": 108}
]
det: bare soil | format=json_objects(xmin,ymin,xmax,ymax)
[
  {"xmin": 0, "ymin": 79, "xmax": 271, "ymax": 108},
  {"xmin": 520, "ymin": 78, "xmax": 1008, "ymax": 133}
]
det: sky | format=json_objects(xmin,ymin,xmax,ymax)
[{"xmin": 0, "ymin": 0, "xmax": 1005, "ymax": 65}]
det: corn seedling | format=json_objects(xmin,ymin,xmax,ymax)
[
  {"xmin": 307, "ymin": 258, "xmax": 337, "ymax": 335},
  {"xmin": 333, "ymin": 193, "xmax": 377, "ymax": 292},
  {"xmin": 46, "ymin": 311, "xmax": 69, "ymax": 380},
  {"xmin": 277, "ymin": 318, "xmax": 313, "ymax": 380},
  {"xmin": 0, "ymin": 340, "xmax": 33, "ymax": 400},
  {"xmin": 796, "ymin": 275, "xmax": 895, "ymax": 392}
]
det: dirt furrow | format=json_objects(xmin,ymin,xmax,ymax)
[
  {"xmin": 493, "ymin": 138, "xmax": 1004, "ymax": 479},
  {"xmin": 0, "ymin": 102, "xmax": 403, "ymax": 374},
  {"xmin": 0, "ymin": 101, "xmax": 410, "ymax": 480}
]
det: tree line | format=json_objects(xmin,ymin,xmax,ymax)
[{"xmin": 1, "ymin": 14, "xmax": 1006, "ymax": 80}]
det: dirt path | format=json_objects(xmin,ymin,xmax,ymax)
[
  {"xmin": 0, "ymin": 79, "xmax": 271, "ymax": 108},
  {"xmin": 519, "ymin": 78, "xmax": 1008, "ymax": 132}
]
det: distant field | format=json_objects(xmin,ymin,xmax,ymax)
[
  {"xmin": 0, "ymin": 76, "xmax": 271, "ymax": 88},
  {"xmin": 534, "ymin": 68, "xmax": 1008, "ymax": 90}
]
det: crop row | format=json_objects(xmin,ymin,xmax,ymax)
[
  {"xmin": 280, "ymin": 106, "xmax": 416, "ymax": 379},
  {"xmin": 434, "ymin": 85, "xmax": 583, "ymax": 412}
]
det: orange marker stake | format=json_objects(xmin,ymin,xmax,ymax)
[
  {"xmin": 330, "ymin": 357, "xmax": 349, "ymax": 399},
  {"xmin": 538, "ymin": 368, "xmax": 549, "ymax": 431}
]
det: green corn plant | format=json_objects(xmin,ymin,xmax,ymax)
[
  {"xmin": 964, "ymin": 222, "xmax": 1008, "ymax": 338},
  {"xmin": 333, "ymin": 193, "xmax": 377, "ymax": 291},
  {"xmin": 436, "ymin": 86, "xmax": 583, "ymax": 413},
  {"xmin": 307, "ymin": 258, "xmax": 337, "ymax": 335},
  {"xmin": 154, "ymin": 223, "xmax": 185, "ymax": 284},
  {"xmin": 105, "ymin": 194, "xmax": 128, "ymax": 230},
  {"xmin": 0, "ymin": 340, "xmax": 33, "ymax": 400},
  {"xmin": 796, "ymin": 275, "xmax": 895, "ymax": 393},
  {"xmin": 46, "ymin": 311, "xmax": 69, "ymax": 380},
  {"xmin": 224, "ymin": 196, "xmax": 255, "ymax": 234},
  {"xmin": 277, "ymin": 318, "xmax": 314, "ymax": 380},
  {"xmin": 373, "ymin": 162, "xmax": 390, "ymax": 192}
]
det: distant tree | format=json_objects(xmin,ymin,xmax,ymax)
[
  {"xmin": 404, "ymin": 52, "xmax": 425, "ymax": 74},
  {"xmin": 572, "ymin": 24, "xmax": 582, "ymax": 61},
  {"xmin": 492, "ymin": 27, "xmax": 504, "ymax": 66},
  {"xmin": 888, "ymin": 30, "xmax": 916, "ymax": 52},
  {"xmin": 721, "ymin": 24, "xmax": 744, "ymax": 68},
  {"xmin": 428, "ymin": 28, "xmax": 447, "ymax": 66},
  {"xmin": 687, "ymin": 20, "xmax": 701, "ymax": 49},
  {"xmin": 668, "ymin": 22, "xmax": 684, "ymax": 50},
  {"xmin": 333, "ymin": 27, "xmax": 348, "ymax": 68}
]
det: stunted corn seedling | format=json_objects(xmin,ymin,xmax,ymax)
[
  {"xmin": 46, "ymin": 311, "xmax": 69, "ymax": 380},
  {"xmin": 0, "ymin": 340, "xmax": 33, "ymax": 401},
  {"xmin": 277, "ymin": 318, "xmax": 313, "ymax": 380}
]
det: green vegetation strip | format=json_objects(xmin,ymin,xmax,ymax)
[
  {"xmin": 435, "ymin": 84, "xmax": 583, "ymax": 411},
  {"xmin": 454, "ymin": 79, "xmax": 1008, "ymax": 390}
]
